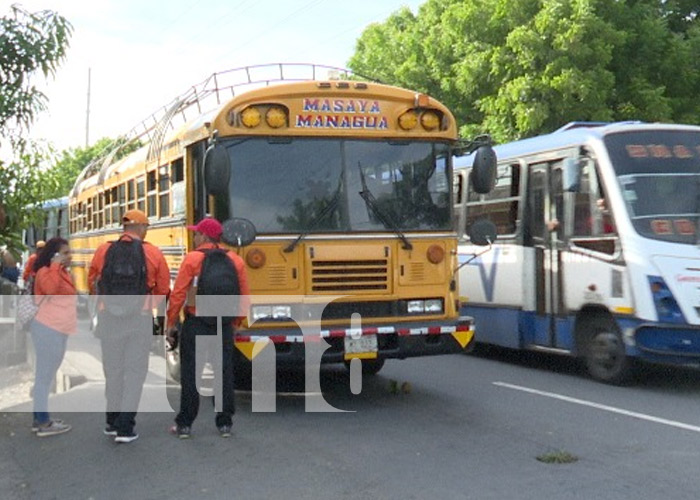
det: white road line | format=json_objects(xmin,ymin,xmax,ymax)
[{"xmin": 493, "ymin": 381, "xmax": 700, "ymax": 434}]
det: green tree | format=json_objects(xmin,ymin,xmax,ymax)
[
  {"xmin": 44, "ymin": 136, "xmax": 143, "ymax": 200},
  {"xmin": 0, "ymin": 4, "xmax": 72, "ymax": 252},
  {"xmin": 349, "ymin": 0, "xmax": 700, "ymax": 142}
]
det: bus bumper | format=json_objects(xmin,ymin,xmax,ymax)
[
  {"xmin": 234, "ymin": 316, "xmax": 476, "ymax": 366},
  {"xmin": 629, "ymin": 322, "xmax": 700, "ymax": 363}
]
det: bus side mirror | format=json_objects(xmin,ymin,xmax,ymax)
[
  {"xmin": 470, "ymin": 146, "xmax": 497, "ymax": 194},
  {"xmin": 468, "ymin": 219, "xmax": 497, "ymax": 246},
  {"xmin": 204, "ymin": 144, "xmax": 231, "ymax": 196},
  {"xmin": 222, "ymin": 218, "xmax": 256, "ymax": 247},
  {"xmin": 562, "ymin": 157, "xmax": 581, "ymax": 192}
]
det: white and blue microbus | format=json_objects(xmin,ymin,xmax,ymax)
[{"xmin": 455, "ymin": 122, "xmax": 700, "ymax": 383}]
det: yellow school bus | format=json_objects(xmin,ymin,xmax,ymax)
[{"xmin": 69, "ymin": 64, "xmax": 495, "ymax": 378}]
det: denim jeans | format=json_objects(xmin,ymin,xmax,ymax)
[{"xmin": 30, "ymin": 319, "xmax": 68, "ymax": 425}]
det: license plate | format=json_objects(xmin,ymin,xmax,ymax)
[{"xmin": 344, "ymin": 335, "xmax": 378, "ymax": 360}]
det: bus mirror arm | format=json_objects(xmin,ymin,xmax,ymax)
[{"xmin": 453, "ymin": 240, "xmax": 493, "ymax": 277}]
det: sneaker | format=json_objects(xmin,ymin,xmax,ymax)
[
  {"xmin": 103, "ymin": 425, "xmax": 118, "ymax": 436},
  {"xmin": 170, "ymin": 424, "xmax": 191, "ymax": 439},
  {"xmin": 32, "ymin": 419, "xmax": 63, "ymax": 433},
  {"xmin": 114, "ymin": 432, "xmax": 139, "ymax": 444},
  {"xmin": 36, "ymin": 420, "xmax": 72, "ymax": 437},
  {"xmin": 218, "ymin": 425, "xmax": 232, "ymax": 438}
]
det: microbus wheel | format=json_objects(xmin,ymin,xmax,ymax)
[
  {"xmin": 583, "ymin": 320, "xmax": 632, "ymax": 385},
  {"xmin": 344, "ymin": 358, "xmax": 385, "ymax": 376}
]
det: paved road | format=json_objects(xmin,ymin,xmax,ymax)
[{"xmin": 1, "ymin": 342, "xmax": 700, "ymax": 500}]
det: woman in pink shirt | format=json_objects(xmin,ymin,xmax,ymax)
[{"xmin": 30, "ymin": 237, "xmax": 76, "ymax": 437}]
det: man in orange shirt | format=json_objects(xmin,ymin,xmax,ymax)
[
  {"xmin": 89, "ymin": 209, "xmax": 170, "ymax": 443},
  {"xmin": 166, "ymin": 217, "xmax": 249, "ymax": 439},
  {"xmin": 22, "ymin": 240, "xmax": 45, "ymax": 284}
]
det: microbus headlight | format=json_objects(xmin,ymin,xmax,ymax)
[
  {"xmin": 648, "ymin": 276, "xmax": 685, "ymax": 324},
  {"xmin": 252, "ymin": 305, "xmax": 272, "ymax": 321}
]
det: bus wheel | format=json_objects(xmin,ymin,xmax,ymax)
[
  {"xmin": 166, "ymin": 347, "xmax": 181, "ymax": 382},
  {"xmin": 583, "ymin": 321, "xmax": 631, "ymax": 384},
  {"xmin": 344, "ymin": 358, "xmax": 385, "ymax": 376}
]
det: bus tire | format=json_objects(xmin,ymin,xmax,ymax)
[
  {"xmin": 344, "ymin": 358, "xmax": 385, "ymax": 376},
  {"xmin": 582, "ymin": 319, "xmax": 633, "ymax": 385}
]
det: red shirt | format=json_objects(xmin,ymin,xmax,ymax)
[{"xmin": 166, "ymin": 242, "xmax": 250, "ymax": 330}]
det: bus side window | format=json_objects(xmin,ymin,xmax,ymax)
[
  {"xmin": 571, "ymin": 161, "xmax": 617, "ymax": 254},
  {"xmin": 465, "ymin": 163, "xmax": 520, "ymax": 237}
]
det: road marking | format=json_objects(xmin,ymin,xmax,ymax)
[{"xmin": 494, "ymin": 381, "xmax": 700, "ymax": 434}]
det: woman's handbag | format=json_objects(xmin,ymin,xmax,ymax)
[{"xmin": 16, "ymin": 276, "xmax": 43, "ymax": 331}]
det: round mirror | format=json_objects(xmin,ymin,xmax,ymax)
[
  {"xmin": 222, "ymin": 218, "xmax": 256, "ymax": 247},
  {"xmin": 468, "ymin": 219, "xmax": 497, "ymax": 246}
]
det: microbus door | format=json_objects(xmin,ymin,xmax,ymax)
[{"xmin": 526, "ymin": 161, "xmax": 566, "ymax": 347}]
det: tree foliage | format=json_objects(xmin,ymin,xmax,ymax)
[
  {"xmin": 0, "ymin": 4, "xmax": 72, "ymax": 252},
  {"xmin": 348, "ymin": 0, "xmax": 700, "ymax": 143},
  {"xmin": 44, "ymin": 137, "xmax": 143, "ymax": 200}
]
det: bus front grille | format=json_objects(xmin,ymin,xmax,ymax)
[{"xmin": 311, "ymin": 259, "xmax": 388, "ymax": 292}]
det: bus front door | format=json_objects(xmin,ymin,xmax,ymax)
[{"xmin": 526, "ymin": 162, "xmax": 566, "ymax": 349}]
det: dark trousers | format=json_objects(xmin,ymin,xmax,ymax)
[
  {"xmin": 99, "ymin": 312, "xmax": 152, "ymax": 435},
  {"xmin": 175, "ymin": 316, "xmax": 235, "ymax": 428}
]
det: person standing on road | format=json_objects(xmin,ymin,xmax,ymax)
[
  {"xmin": 165, "ymin": 217, "xmax": 249, "ymax": 439},
  {"xmin": 22, "ymin": 240, "xmax": 45, "ymax": 284},
  {"xmin": 30, "ymin": 237, "xmax": 76, "ymax": 437},
  {"xmin": 88, "ymin": 209, "xmax": 170, "ymax": 444}
]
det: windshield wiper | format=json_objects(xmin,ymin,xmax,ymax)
[
  {"xmin": 284, "ymin": 179, "xmax": 343, "ymax": 253},
  {"xmin": 358, "ymin": 162, "xmax": 413, "ymax": 250}
]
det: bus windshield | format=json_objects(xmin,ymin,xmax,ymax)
[
  {"xmin": 223, "ymin": 138, "xmax": 452, "ymax": 233},
  {"xmin": 605, "ymin": 130, "xmax": 700, "ymax": 244}
]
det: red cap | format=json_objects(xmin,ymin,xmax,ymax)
[{"xmin": 187, "ymin": 218, "xmax": 222, "ymax": 240}]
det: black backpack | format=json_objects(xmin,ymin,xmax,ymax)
[
  {"xmin": 196, "ymin": 248, "xmax": 240, "ymax": 326},
  {"xmin": 98, "ymin": 236, "xmax": 149, "ymax": 316}
]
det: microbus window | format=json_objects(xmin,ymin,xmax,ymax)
[
  {"xmin": 465, "ymin": 163, "xmax": 521, "ymax": 237},
  {"xmin": 570, "ymin": 160, "xmax": 617, "ymax": 254},
  {"xmin": 158, "ymin": 165, "xmax": 170, "ymax": 218}
]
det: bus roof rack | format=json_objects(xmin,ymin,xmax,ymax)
[
  {"xmin": 553, "ymin": 120, "xmax": 645, "ymax": 133},
  {"xmin": 73, "ymin": 63, "xmax": 382, "ymax": 196},
  {"xmin": 553, "ymin": 121, "xmax": 611, "ymax": 132}
]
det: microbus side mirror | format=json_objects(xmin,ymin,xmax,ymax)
[
  {"xmin": 203, "ymin": 143, "xmax": 231, "ymax": 197},
  {"xmin": 222, "ymin": 218, "xmax": 256, "ymax": 247},
  {"xmin": 470, "ymin": 145, "xmax": 497, "ymax": 194},
  {"xmin": 562, "ymin": 157, "xmax": 581, "ymax": 192},
  {"xmin": 468, "ymin": 218, "xmax": 498, "ymax": 246}
]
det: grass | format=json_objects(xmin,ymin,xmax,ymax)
[{"xmin": 536, "ymin": 450, "xmax": 579, "ymax": 464}]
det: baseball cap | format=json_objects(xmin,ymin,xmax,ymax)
[
  {"xmin": 36, "ymin": 240, "xmax": 46, "ymax": 249},
  {"xmin": 187, "ymin": 218, "xmax": 223, "ymax": 240},
  {"xmin": 122, "ymin": 209, "xmax": 149, "ymax": 226}
]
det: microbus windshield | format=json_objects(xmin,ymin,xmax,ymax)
[{"xmin": 605, "ymin": 130, "xmax": 700, "ymax": 244}]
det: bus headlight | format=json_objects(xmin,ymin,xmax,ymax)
[
  {"xmin": 252, "ymin": 305, "xmax": 292, "ymax": 320},
  {"xmin": 406, "ymin": 299, "xmax": 444, "ymax": 314},
  {"xmin": 407, "ymin": 300, "xmax": 424, "ymax": 313},
  {"xmin": 424, "ymin": 299, "xmax": 443, "ymax": 313},
  {"xmin": 648, "ymin": 276, "xmax": 685, "ymax": 324}
]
